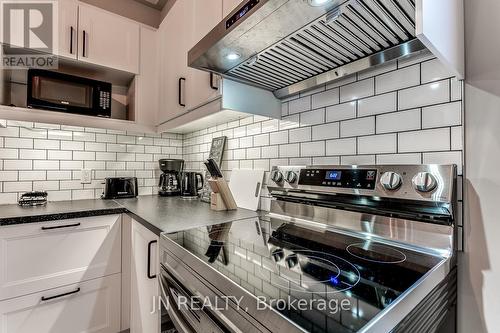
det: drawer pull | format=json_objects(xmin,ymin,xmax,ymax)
[
  {"xmin": 41, "ymin": 222, "xmax": 81, "ymax": 230},
  {"xmin": 41, "ymin": 287, "xmax": 81, "ymax": 301}
]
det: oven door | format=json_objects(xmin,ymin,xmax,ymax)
[{"xmin": 160, "ymin": 263, "xmax": 238, "ymax": 333}]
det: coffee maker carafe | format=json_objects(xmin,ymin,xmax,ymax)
[{"xmin": 158, "ymin": 159, "xmax": 184, "ymax": 196}]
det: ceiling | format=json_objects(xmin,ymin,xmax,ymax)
[{"xmin": 132, "ymin": 0, "xmax": 168, "ymax": 10}]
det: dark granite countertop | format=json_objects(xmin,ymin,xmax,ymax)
[{"xmin": 0, "ymin": 196, "xmax": 260, "ymax": 235}]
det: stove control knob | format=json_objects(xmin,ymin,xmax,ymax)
[
  {"xmin": 412, "ymin": 172, "xmax": 438, "ymax": 192},
  {"xmin": 271, "ymin": 170, "xmax": 283, "ymax": 183},
  {"xmin": 380, "ymin": 172, "xmax": 402, "ymax": 191},
  {"xmin": 285, "ymin": 171, "xmax": 298, "ymax": 184}
]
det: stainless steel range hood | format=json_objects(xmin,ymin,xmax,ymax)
[{"xmin": 189, "ymin": 0, "xmax": 430, "ymax": 99}]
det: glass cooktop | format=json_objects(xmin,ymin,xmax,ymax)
[{"xmin": 166, "ymin": 217, "xmax": 443, "ymax": 333}]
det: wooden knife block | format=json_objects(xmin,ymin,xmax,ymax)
[{"xmin": 208, "ymin": 178, "xmax": 237, "ymax": 210}]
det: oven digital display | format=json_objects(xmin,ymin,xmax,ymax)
[{"xmin": 325, "ymin": 171, "xmax": 342, "ymax": 180}]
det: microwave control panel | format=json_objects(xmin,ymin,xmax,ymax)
[{"xmin": 99, "ymin": 91, "xmax": 111, "ymax": 110}]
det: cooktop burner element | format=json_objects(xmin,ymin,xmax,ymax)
[{"xmin": 346, "ymin": 242, "xmax": 407, "ymax": 264}]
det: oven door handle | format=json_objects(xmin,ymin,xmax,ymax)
[
  {"xmin": 160, "ymin": 274, "xmax": 194, "ymax": 333},
  {"xmin": 161, "ymin": 262, "xmax": 243, "ymax": 333}
]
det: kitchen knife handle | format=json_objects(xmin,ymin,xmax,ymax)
[{"xmin": 147, "ymin": 240, "xmax": 157, "ymax": 279}]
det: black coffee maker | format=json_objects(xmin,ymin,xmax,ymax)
[{"xmin": 158, "ymin": 159, "xmax": 184, "ymax": 196}]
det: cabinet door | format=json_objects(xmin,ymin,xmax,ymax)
[
  {"xmin": 78, "ymin": 4, "xmax": 140, "ymax": 73},
  {"xmin": 157, "ymin": 0, "xmax": 193, "ymax": 124},
  {"xmin": 0, "ymin": 274, "xmax": 121, "ymax": 333},
  {"xmin": 186, "ymin": 0, "xmax": 223, "ymax": 110},
  {"xmin": 130, "ymin": 220, "xmax": 160, "ymax": 333},
  {"xmin": 223, "ymin": 0, "xmax": 243, "ymax": 16},
  {"xmin": 136, "ymin": 26, "xmax": 159, "ymax": 126},
  {"xmin": 57, "ymin": 0, "xmax": 78, "ymax": 59},
  {"xmin": 0, "ymin": 215, "xmax": 122, "ymax": 301}
]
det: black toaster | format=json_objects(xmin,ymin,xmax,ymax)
[{"xmin": 102, "ymin": 177, "xmax": 138, "ymax": 199}]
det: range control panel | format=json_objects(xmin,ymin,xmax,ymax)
[{"xmin": 299, "ymin": 168, "xmax": 377, "ymax": 190}]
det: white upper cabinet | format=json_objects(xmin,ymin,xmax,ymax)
[
  {"xmin": 223, "ymin": 0, "xmax": 243, "ymax": 16},
  {"xmin": 57, "ymin": 0, "xmax": 78, "ymax": 59},
  {"xmin": 157, "ymin": 0, "xmax": 194, "ymax": 125},
  {"xmin": 78, "ymin": 3, "xmax": 140, "ymax": 74},
  {"xmin": 187, "ymin": 0, "xmax": 223, "ymax": 110}
]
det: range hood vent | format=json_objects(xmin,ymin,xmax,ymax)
[{"xmin": 189, "ymin": 0, "xmax": 428, "ymax": 99}]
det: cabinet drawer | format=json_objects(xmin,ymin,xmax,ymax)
[
  {"xmin": 0, "ymin": 274, "xmax": 121, "ymax": 333},
  {"xmin": 0, "ymin": 215, "xmax": 121, "ymax": 300}
]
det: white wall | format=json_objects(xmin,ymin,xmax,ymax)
[{"xmin": 461, "ymin": 0, "xmax": 500, "ymax": 332}]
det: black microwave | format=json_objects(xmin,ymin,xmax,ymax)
[{"xmin": 27, "ymin": 69, "xmax": 112, "ymax": 118}]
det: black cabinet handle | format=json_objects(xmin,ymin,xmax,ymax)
[
  {"xmin": 210, "ymin": 73, "xmax": 218, "ymax": 90},
  {"xmin": 41, "ymin": 288, "xmax": 80, "ymax": 302},
  {"xmin": 178, "ymin": 77, "xmax": 186, "ymax": 107},
  {"xmin": 70, "ymin": 26, "xmax": 74, "ymax": 54},
  {"xmin": 147, "ymin": 240, "xmax": 157, "ymax": 279},
  {"xmin": 41, "ymin": 222, "xmax": 81, "ymax": 231},
  {"xmin": 82, "ymin": 30, "xmax": 87, "ymax": 57}
]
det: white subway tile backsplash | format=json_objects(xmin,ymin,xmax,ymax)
[
  {"xmin": 357, "ymin": 92, "xmax": 397, "ymax": 117},
  {"xmin": 451, "ymin": 126, "xmax": 463, "ymax": 150},
  {"xmin": 0, "ymin": 53, "xmax": 463, "ymax": 215},
  {"xmin": 289, "ymin": 96, "xmax": 311, "ymax": 114},
  {"xmin": 34, "ymin": 139, "xmax": 59, "ymax": 150},
  {"xmin": 421, "ymin": 59, "xmax": 454, "ymax": 83},
  {"xmin": 289, "ymin": 128, "xmax": 311, "ymax": 143},
  {"xmin": 326, "ymin": 138, "xmax": 357, "ymax": 156},
  {"xmin": 423, "ymin": 151, "xmax": 463, "ymax": 174},
  {"xmin": 300, "ymin": 108, "xmax": 325, "ymax": 127},
  {"xmin": 398, "ymin": 80, "xmax": 450, "ymax": 110},
  {"xmin": 34, "ymin": 160, "xmax": 59, "ymax": 170},
  {"xmin": 262, "ymin": 146, "xmax": 279, "ymax": 159},
  {"xmin": 61, "ymin": 140, "xmax": 84, "ymax": 151},
  {"xmin": 326, "ymin": 102, "xmax": 356, "ymax": 122},
  {"xmin": 340, "ymin": 117, "xmax": 375, "ymax": 137},
  {"xmin": 341, "ymin": 154, "xmax": 375, "ymax": 165},
  {"xmin": 340, "ymin": 78, "xmax": 374, "ymax": 102},
  {"xmin": 398, "ymin": 128, "xmax": 450, "ymax": 153},
  {"xmin": 358, "ymin": 134, "xmax": 397, "ymax": 154},
  {"xmin": 19, "ymin": 149, "xmax": 46, "ymax": 160},
  {"xmin": 4, "ymin": 160, "xmax": 32, "ymax": 170},
  {"xmin": 312, "ymin": 88, "xmax": 339, "ymax": 109},
  {"xmin": 422, "ymin": 102, "xmax": 461, "ymax": 128},
  {"xmin": 20, "ymin": 128, "xmax": 47, "ymax": 139},
  {"xmin": 269, "ymin": 131, "xmax": 288, "ymax": 145},
  {"xmin": 300, "ymin": 141, "xmax": 325, "ymax": 157},
  {"xmin": 375, "ymin": 65, "xmax": 420, "ymax": 94},
  {"xmin": 5, "ymin": 137, "xmax": 33, "ymax": 149},
  {"xmin": 312, "ymin": 123, "xmax": 340, "ymax": 141},
  {"xmin": 0, "ymin": 171, "xmax": 18, "ymax": 181},
  {"xmin": 376, "ymin": 153, "xmax": 422, "ymax": 165},
  {"xmin": 3, "ymin": 182, "xmax": 32, "ymax": 192},
  {"xmin": 0, "ymin": 148, "xmax": 19, "ymax": 159},
  {"xmin": 376, "ymin": 109, "xmax": 421, "ymax": 134},
  {"xmin": 279, "ymin": 144, "xmax": 299, "ymax": 158}
]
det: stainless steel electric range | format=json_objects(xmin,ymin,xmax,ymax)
[{"xmin": 160, "ymin": 164, "xmax": 458, "ymax": 333}]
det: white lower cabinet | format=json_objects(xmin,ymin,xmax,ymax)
[
  {"xmin": 0, "ymin": 274, "xmax": 121, "ymax": 333},
  {"xmin": 0, "ymin": 215, "xmax": 122, "ymax": 301},
  {"xmin": 130, "ymin": 219, "xmax": 160, "ymax": 333}
]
